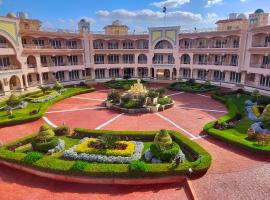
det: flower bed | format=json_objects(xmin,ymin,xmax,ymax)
[
  {"xmin": 0, "ymin": 128, "xmax": 211, "ymax": 179},
  {"xmin": 25, "ymin": 91, "xmax": 61, "ymax": 103},
  {"xmin": 204, "ymin": 91, "xmax": 270, "ymax": 154},
  {"xmin": 0, "ymin": 86, "xmax": 95, "ymax": 127},
  {"xmin": 168, "ymin": 81, "xmax": 220, "ymax": 93}
]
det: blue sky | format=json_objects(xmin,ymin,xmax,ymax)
[{"xmin": 0, "ymin": 0, "xmax": 269, "ymax": 32}]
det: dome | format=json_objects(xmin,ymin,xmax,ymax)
[
  {"xmin": 80, "ymin": 19, "xmax": 86, "ymax": 23},
  {"xmin": 255, "ymin": 9, "xmax": 264, "ymax": 14},
  {"xmin": 237, "ymin": 13, "xmax": 247, "ymax": 20}
]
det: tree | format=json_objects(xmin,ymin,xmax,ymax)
[
  {"xmin": 39, "ymin": 86, "xmax": 50, "ymax": 95},
  {"xmin": 6, "ymin": 94, "xmax": 22, "ymax": 107},
  {"xmin": 154, "ymin": 129, "xmax": 173, "ymax": 150}
]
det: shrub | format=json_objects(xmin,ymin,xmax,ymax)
[
  {"xmin": 53, "ymin": 81, "xmax": 63, "ymax": 91},
  {"xmin": 129, "ymin": 160, "xmax": 147, "ymax": 173},
  {"xmin": 23, "ymin": 152, "xmax": 44, "ymax": 164},
  {"xmin": 154, "ymin": 129, "xmax": 173, "ymax": 149},
  {"xmin": 147, "ymin": 89, "xmax": 159, "ymax": 99},
  {"xmin": 6, "ymin": 94, "xmax": 22, "ymax": 107},
  {"xmin": 107, "ymin": 90, "xmax": 121, "ymax": 103},
  {"xmin": 156, "ymin": 88, "xmax": 166, "ymax": 97},
  {"xmin": 158, "ymin": 97, "xmax": 172, "ymax": 105},
  {"xmin": 36, "ymin": 125, "xmax": 55, "ymax": 142},
  {"xmin": 38, "ymin": 86, "xmax": 50, "ymax": 95},
  {"xmin": 32, "ymin": 137, "xmax": 58, "ymax": 152},
  {"xmin": 187, "ymin": 79, "xmax": 195, "ymax": 84},
  {"xmin": 150, "ymin": 142, "xmax": 180, "ymax": 162},
  {"xmin": 54, "ymin": 125, "xmax": 70, "ymax": 136},
  {"xmin": 123, "ymin": 100, "xmax": 139, "ymax": 109},
  {"xmin": 71, "ymin": 160, "xmax": 88, "ymax": 171}
]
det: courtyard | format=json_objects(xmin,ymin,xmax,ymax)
[{"xmin": 0, "ymin": 83, "xmax": 269, "ymax": 200}]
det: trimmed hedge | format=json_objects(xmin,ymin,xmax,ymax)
[
  {"xmin": 168, "ymin": 82, "xmax": 220, "ymax": 93},
  {"xmin": 204, "ymin": 93, "xmax": 270, "ymax": 154},
  {"xmin": 0, "ymin": 129, "xmax": 211, "ymax": 178},
  {"xmin": 104, "ymin": 80, "xmax": 148, "ymax": 90},
  {"xmin": 0, "ymin": 87, "xmax": 95, "ymax": 127}
]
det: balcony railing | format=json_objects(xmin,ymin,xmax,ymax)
[
  {"xmin": 0, "ymin": 65, "xmax": 21, "ymax": 71},
  {"xmin": 41, "ymin": 62, "xmax": 82, "ymax": 67},
  {"xmin": 0, "ymin": 43, "xmax": 9, "ymax": 48},
  {"xmin": 251, "ymin": 64, "xmax": 270, "ymax": 69},
  {"xmin": 23, "ymin": 44, "xmax": 82, "ymax": 50}
]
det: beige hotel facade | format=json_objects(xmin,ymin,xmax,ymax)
[{"xmin": 1, "ymin": 9, "xmax": 270, "ymax": 96}]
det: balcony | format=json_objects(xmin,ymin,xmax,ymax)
[
  {"xmin": 0, "ymin": 43, "xmax": 9, "ymax": 48},
  {"xmin": 0, "ymin": 66, "xmax": 22, "ymax": 75}
]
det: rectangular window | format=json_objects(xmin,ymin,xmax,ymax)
[
  {"xmin": 42, "ymin": 73, "xmax": 49, "ymax": 82},
  {"xmin": 138, "ymin": 67, "xmax": 148, "ymax": 77},
  {"xmin": 213, "ymin": 70, "xmax": 225, "ymax": 81},
  {"xmin": 183, "ymin": 68, "xmax": 191, "ymax": 78},
  {"xmin": 50, "ymin": 40, "xmax": 62, "ymax": 49},
  {"xmin": 56, "ymin": 71, "xmax": 65, "ymax": 82},
  {"xmin": 124, "ymin": 68, "xmax": 134, "ymax": 77},
  {"xmin": 51, "ymin": 56, "xmax": 64, "ymax": 66},
  {"xmin": 67, "ymin": 56, "xmax": 78, "ymax": 65},
  {"xmin": 69, "ymin": 70, "xmax": 80, "ymax": 80},
  {"xmin": 108, "ymin": 41, "xmax": 118, "ymax": 49},
  {"xmin": 197, "ymin": 70, "xmax": 207, "ymax": 80},
  {"xmin": 109, "ymin": 68, "xmax": 120, "ymax": 78},
  {"xmin": 153, "ymin": 54, "xmax": 163, "ymax": 64},
  {"xmin": 93, "ymin": 41, "xmax": 104, "ymax": 49},
  {"xmin": 230, "ymin": 72, "xmax": 241, "ymax": 83},
  {"xmin": 108, "ymin": 55, "xmax": 119, "ymax": 64},
  {"xmin": 123, "ymin": 41, "xmax": 133, "ymax": 49},
  {"xmin": 40, "ymin": 56, "xmax": 47, "ymax": 65},
  {"xmin": 66, "ymin": 40, "xmax": 78, "ymax": 49},
  {"xmin": 0, "ymin": 57, "xmax": 10, "ymax": 67},
  {"xmin": 94, "ymin": 55, "xmax": 105, "ymax": 64},
  {"xmin": 260, "ymin": 75, "xmax": 270, "ymax": 88},
  {"xmin": 123, "ymin": 54, "xmax": 134, "ymax": 64},
  {"xmin": 95, "ymin": 69, "xmax": 105, "ymax": 79}
]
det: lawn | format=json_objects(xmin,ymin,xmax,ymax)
[
  {"xmin": 168, "ymin": 81, "xmax": 220, "ymax": 93},
  {"xmin": 0, "ymin": 86, "xmax": 95, "ymax": 127},
  {"xmin": 204, "ymin": 91, "xmax": 270, "ymax": 154},
  {"xmin": 0, "ymin": 129, "xmax": 211, "ymax": 178}
]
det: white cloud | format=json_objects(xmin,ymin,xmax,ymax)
[
  {"xmin": 205, "ymin": 0, "xmax": 223, "ymax": 8},
  {"xmin": 150, "ymin": 0, "xmax": 190, "ymax": 8},
  {"xmin": 96, "ymin": 9, "xmax": 221, "ymax": 29},
  {"xmin": 96, "ymin": 9, "xmax": 202, "ymax": 23}
]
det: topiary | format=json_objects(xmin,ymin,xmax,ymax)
[
  {"xmin": 150, "ymin": 142, "xmax": 180, "ymax": 163},
  {"xmin": 154, "ymin": 129, "xmax": 173, "ymax": 149},
  {"xmin": 262, "ymin": 104, "xmax": 270, "ymax": 129},
  {"xmin": 107, "ymin": 90, "xmax": 120, "ymax": 103},
  {"xmin": 32, "ymin": 137, "xmax": 58, "ymax": 153},
  {"xmin": 53, "ymin": 81, "xmax": 63, "ymax": 91},
  {"xmin": 54, "ymin": 125, "xmax": 70, "ymax": 136},
  {"xmin": 36, "ymin": 124, "xmax": 55, "ymax": 142},
  {"xmin": 6, "ymin": 94, "xmax": 22, "ymax": 107}
]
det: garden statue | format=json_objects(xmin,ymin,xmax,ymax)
[{"xmin": 127, "ymin": 79, "xmax": 148, "ymax": 96}]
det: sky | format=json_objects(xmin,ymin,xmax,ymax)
[{"xmin": 0, "ymin": 0, "xmax": 269, "ymax": 32}]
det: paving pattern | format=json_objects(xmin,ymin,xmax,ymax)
[{"xmin": 0, "ymin": 83, "xmax": 269, "ymax": 200}]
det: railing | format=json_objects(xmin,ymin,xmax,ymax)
[
  {"xmin": 179, "ymin": 28, "xmax": 217, "ymax": 34},
  {"xmin": 0, "ymin": 66, "xmax": 21, "ymax": 71},
  {"xmin": 179, "ymin": 45, "xmax": 239, "ymax": 49},
  {"xmin": 91, "ymin": 31, "xmax": 149, "ymax": 35},
  {"xmin": 251, "ymin": 64, "xmax": 270, "ymax": 69},
  {"xmin": 23, "ymin": 44, "xmax": 83, "ymax": 50},
  {"xmin": 40, "ymin": 27, "xmax": 79, "ymax": 33},
  {"xmin": 42, "ymin": 63, "xmax": 83, "ymax": 67},
  {"xmin": 0, "ymin": 43, "xmax": 9, "ymax": 48}
]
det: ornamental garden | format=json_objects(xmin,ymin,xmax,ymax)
[{"xmin": 0, "ymin": 79, "xmax": 269, "ymax": 184}]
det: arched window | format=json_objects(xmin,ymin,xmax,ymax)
[{"xmin": 154, "ymin": 40, "xmax": 173, "ymax": 49}]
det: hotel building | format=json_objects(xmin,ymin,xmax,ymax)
[{"xmin": 1, "ymin": 9, "xmax": 270, "ymax": 96}]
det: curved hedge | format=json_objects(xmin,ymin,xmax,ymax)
[
  {"xmin": 168, "ymin": 82, "xmax": 220, "ymax": 93},
  {"xmin": 0, "ymin": 87, "xmax": 95, "ymax": 127},
  {"xmin": 0, "ymin": 129, "xmax": 211, "ymax": 179},
  {"xmin": 204, "ymin": 93, "xmax": 270, "ymax": 155}
]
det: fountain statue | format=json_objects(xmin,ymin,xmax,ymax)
[{"xmin": 127, "ymin": 79, "xmax": 148, "ymax": 96}]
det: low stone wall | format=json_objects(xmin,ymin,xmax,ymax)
[{"xmin": 105, "ymin": 101, "xmax": 175, "ymax": 114}]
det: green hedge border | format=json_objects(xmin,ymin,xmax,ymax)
[
  {"xmin": 0, "ymin": 87, "xmax": 95, "ymax": 127},
  {"xmin": 104, "ymin": 80, "xmax": 148, "ymax": 90},
  {"xmin": 203, "ymin": 93, "xmax": 270, "ymax": 155},
  {"xmin": 0, "ymin": 129, "xmax": 211, "ymax": 178},
  {"xmin": 168, "ymin": 82, "xmax": 220, "ymax": 93}
]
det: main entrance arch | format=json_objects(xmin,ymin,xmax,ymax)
[{"xmin": 9, "ymin": 75, "xmax": 21, "ymax": 91}]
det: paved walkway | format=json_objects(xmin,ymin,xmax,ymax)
[{"xmin": 0, "ymin": 83, "xmax": 269, "ymax": 200}]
